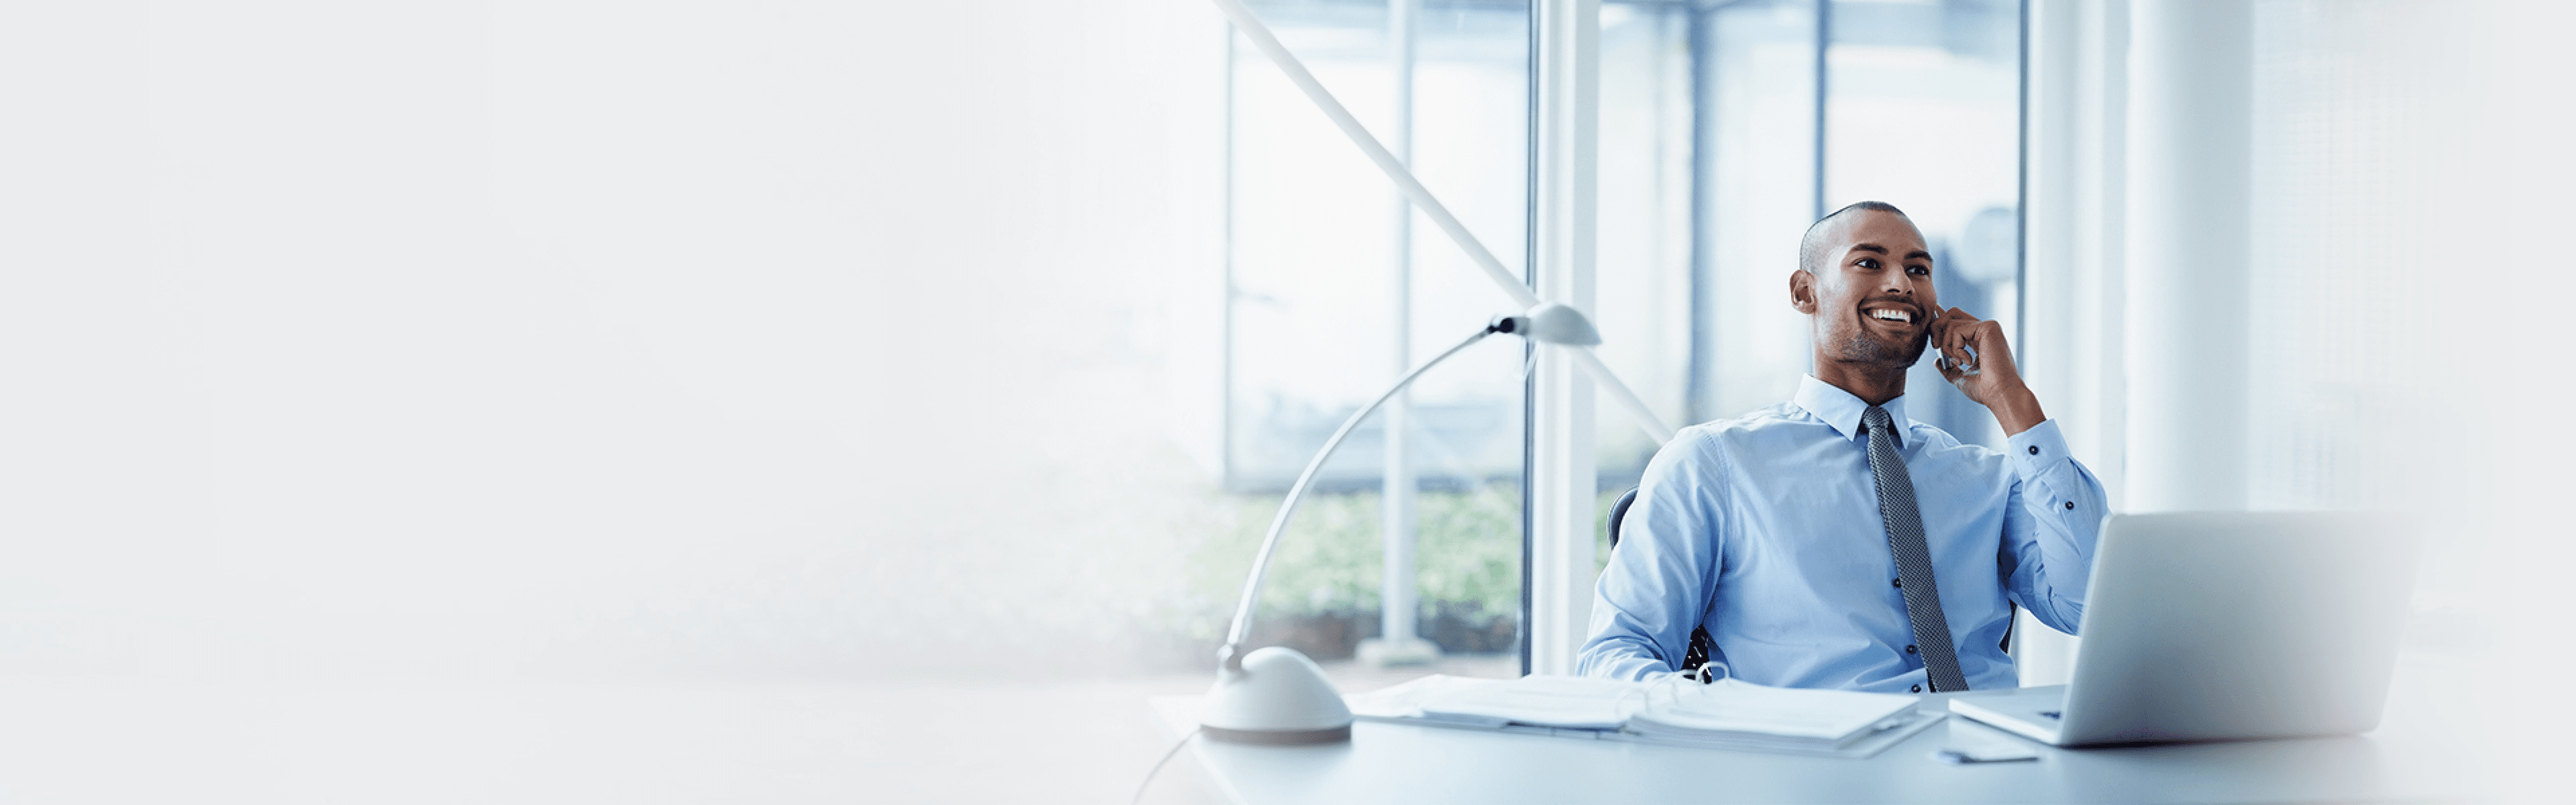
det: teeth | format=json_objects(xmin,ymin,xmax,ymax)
[{"xmin": 1870, "ymin": 309, "xmax": 1909, "ymax": 323}]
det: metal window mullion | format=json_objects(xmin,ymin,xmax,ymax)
[
  {"xmin": 1381, "ymin": 0, "xmax": 1424, "ymax": 655},
  {"xmin": 1812, "ymin": 0, "xmax": 1830, "ymax": 219},
  {"xmin": 1519, "ymin": 0, "xmax": 1541, "ymax": 680},
  {"xmin": 1684, "ymin": 3, "xmax": 1715, "ymax": 427},
  {"xmin": 2015, "ymin": 0, "xmax": 2029, "ymax": 353},
  {"xmin": 1526, "ymin": 0, "xmax": 1600, "ymax": 678}
]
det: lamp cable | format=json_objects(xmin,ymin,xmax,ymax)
[{"xmin": 1128, "ymin": 727, "xmax": 1202, "ymax": 805}]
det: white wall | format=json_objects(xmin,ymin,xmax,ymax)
[
  {"xmin": 2019, "ymin": 2, "xmax": 2572, "ymax": 743},
  {"xmin": 0, "ymin": 0, "xmax": 1229, "ymax": 680}
]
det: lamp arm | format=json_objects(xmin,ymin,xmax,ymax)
[{"xmin": 1217, "ymin": 324, "xmax": 1499, "ymax": 669}]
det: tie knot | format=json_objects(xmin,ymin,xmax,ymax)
[{"xmin": 1862, "ymin": 406, "xmax": 1900, "ymax": 447}]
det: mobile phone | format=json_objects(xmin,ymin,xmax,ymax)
[{"xmin": 1939, "ymin": 343, "xmax": 1980, "ymax": 376}]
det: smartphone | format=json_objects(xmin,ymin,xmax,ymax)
[{"xmin": 1938, "ymin": 343, "xmax": 1980, "ymax": 376}]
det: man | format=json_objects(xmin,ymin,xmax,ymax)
[{"xmin": 1578, "ymin": 201, "xmax": 2106, "ymax": 694}]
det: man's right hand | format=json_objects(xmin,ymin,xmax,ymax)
[{"xmin": 1928, "ymin": 306, "xmax": 2045, "ymax": 435}]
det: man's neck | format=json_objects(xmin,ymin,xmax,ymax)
[{"xmin": 1812, "ymin": 360, "xmax": 1907, "ymax": 407}]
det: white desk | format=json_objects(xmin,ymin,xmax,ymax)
[{"xmin": 1149, "ymin": 670, "xmax": 2491, "ymax": 804}]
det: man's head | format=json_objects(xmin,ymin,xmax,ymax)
[{"xmin": 1790, "ymin": 201, "xmax": 1938, "ymax": 370}]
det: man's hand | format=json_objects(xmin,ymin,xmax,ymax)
[{"xmin": 1928, "ymin": 307, "xmax": 2047, "ymax": 435}]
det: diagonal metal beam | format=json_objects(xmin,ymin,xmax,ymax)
[{"xmin": 1206, "ymin": 0, "xmax": 1676, "ymax": 444}]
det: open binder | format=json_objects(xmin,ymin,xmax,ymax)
[{"xmin": 1342, "ymin": 674, "xmax": 1943, "ymax": 759}]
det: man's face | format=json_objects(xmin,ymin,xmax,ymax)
[{"xmin": 1794, "ymin": 210, "xmax": 1939, "ymax": 368}]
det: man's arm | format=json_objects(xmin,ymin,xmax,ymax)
[
  {"xmin": 1998, "ymin": 421, "xmax": 2108, "ymax": 631},
  {"xmin": 1928, "ymin": 306, "xmax": 2106, "ymax": 629},
  {"xmin": 1578, "ymin": 434, "xmax": 1725, "ymax": 682}
]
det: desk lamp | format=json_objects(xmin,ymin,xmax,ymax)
[{"xmin": 1199, "ymin": 302, "xmax": 1602, "ymax": 745}]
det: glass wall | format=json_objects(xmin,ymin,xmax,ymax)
[
  {"xmin": 1591, "ymin": 0, "xmax": 2027, "ymax": 483},
  {"xmin": 1684, "ymin": 0, "xmax": 1823, "ymax": 439},
  {"xmin": 1195, "ymin": 0, "xmax": 1533, "ymax": 672},
  {"xmin": 1822, "ymin": 0, "xmax": 2023, "ymax": 449},
  {"xmin": 1593, "ymin": 2, "xmax": 1700, "ymax": 478},
  {"xmin": 1199, "ymin": 0, "xmax": 2027, "ymax": 665},
  {"xmin": 1225, "ymin": 0, "xmax": 1534, "ymax": 492}
]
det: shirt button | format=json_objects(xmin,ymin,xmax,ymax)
[
  {"xmin": 1892, "ymin": 578, "xmax": 1902, "ymax": 588},
  {"xmin": 2065, "ymin": 500, "xmax": 2077, "ymax": 510},
  {"xmin": 2028, "ymin": 445, "xmax": 2039, "ymax": 455},
  {"xmin": 1905, "ymin": 645, "xmax": 1917, "ymax": 654},
  {"xmin": 1911, "ymin": 684, "xmax": 1923, "ymax": 694}
]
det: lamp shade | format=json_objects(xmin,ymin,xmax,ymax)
[{"xmin": 1518, "ymin": 302, "xmax": 1602, "ymax": 345}]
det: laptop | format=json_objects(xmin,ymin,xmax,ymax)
[{"xmin": 1949, "ymin": 511, "xmax": 2421, "ymax": 747}]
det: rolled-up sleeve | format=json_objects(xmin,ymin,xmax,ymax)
[
  {"xmin": 1578, "ymin": 433, "xmax": 1725, "ymax": 682},
  {"xmin": 1999, "ymin": 419, "xmax": 2107, "ymax": 634}
]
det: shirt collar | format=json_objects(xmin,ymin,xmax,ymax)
[{"xmin": 1793, "ymin": 374, "xmax": 1912, "ymax": 447}]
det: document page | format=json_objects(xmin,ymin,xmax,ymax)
[
  {"xmin": 1411, "ymin": 675, "xmax": 1642, "ymax": 730},
  {"xmin": 1629, "ymin": 679, "xmax": 1917, "ymax": 743},
  {"xmin": 1341, "ymin": 674, "xmax": 1497, "ymax": 720}
]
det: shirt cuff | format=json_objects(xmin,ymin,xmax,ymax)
[{"xmin": 2007, "ymin": 419, "xmax": 2070, "ymax": 480}]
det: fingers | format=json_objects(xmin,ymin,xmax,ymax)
[
  {"xmin": 1972, "ymin": 319, "xmax": 2010, "ymax": 377},
  {"xmin": 1952, "ymin": 318, "xmax": 2010, "ymax": 380},
  {"xmin": 1925, "ymin": 309, "xmax": 1953, "ymax": 371},
  {"xmin": 1927, "ymin": 307, "xmax": 2023, "ymax": 398},
  {"xmin": 1931, "ymin": 307, "xmax": 1976, "ymax": 372}
]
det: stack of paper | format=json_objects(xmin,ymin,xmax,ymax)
[
  {"xmin": 1340, "ymin": 674, "xmax": 1939, "ymax": 758},
  {"xmin": 1622, "ymin": 679, "xmax": 1919, "ymax": 751},
  {"xmin": 1340, "ymin": 674, "xmax": 1496, "ymax": 722},
  {"xmin": 1410, "ymin": 675, "xmax": 1640, "ymax": 730}
]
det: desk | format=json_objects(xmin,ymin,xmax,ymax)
[{"xmin": 1148, "ymin": 666, "xmax": 2490, "ymax": 804}]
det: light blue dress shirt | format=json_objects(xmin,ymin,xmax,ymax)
[{"xmin": 1578, "ymin": 375, "xmax": 2108, "ymax": 692}]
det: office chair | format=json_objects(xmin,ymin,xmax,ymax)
[{"xmin": 1605, "ymin": 486, "xmax": 2017, "ymax": 677}]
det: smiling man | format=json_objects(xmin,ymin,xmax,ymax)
[{"xmin": 1577, "ymin": 201, "xmax": 2107, "ymax": 693}]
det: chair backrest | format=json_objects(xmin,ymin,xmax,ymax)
[
  {"xmin": 1605, "ymin": 485, "xmax": 1713, "ymax": 675},
  {"xmin": 1607, "ymin": 487, "xmax": 1640, "ymax": 549}
]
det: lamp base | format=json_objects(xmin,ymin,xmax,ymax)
[
  {"xmin": 1201, "ymin": 722, "xmax": 1352, "ymax": 745},
  {"xmin": 1199, "ymin": 647, "xmax": 1354, "ymax": 745},
  {"xmin": 1354, "ymin": 636, "xmax": 1444, "ymax": 668}
]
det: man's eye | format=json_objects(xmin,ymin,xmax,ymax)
[
  {"xmin": 1856, "ymin": 258, "xmax": 1878, "ymax": 269},
  {"xmin": 1907, "ymin": 266, "xmax": 1929, "ymax": 276}
]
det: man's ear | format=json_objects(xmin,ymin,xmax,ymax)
[{"xmin": 1789, "ymin": 269, "xmax": 1817, "ymax": 314}]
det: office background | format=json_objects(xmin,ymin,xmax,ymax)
[{"xmin": 0, "ymin": 1, "xmax": 2567, "ymax": 802}]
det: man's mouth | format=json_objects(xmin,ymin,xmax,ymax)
[{"xmin": 1863, "ymin": 305, "xmax": 1917, "ymax": 325}]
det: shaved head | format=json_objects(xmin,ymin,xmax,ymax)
[{"xmin": 1799, "ymin": 201, "xmax": 1912, "ymax": 275}]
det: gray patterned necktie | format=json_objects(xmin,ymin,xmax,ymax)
[{"xmin": 1864, "ymin": 405, "xmax": 1969, "ymax": 693}]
